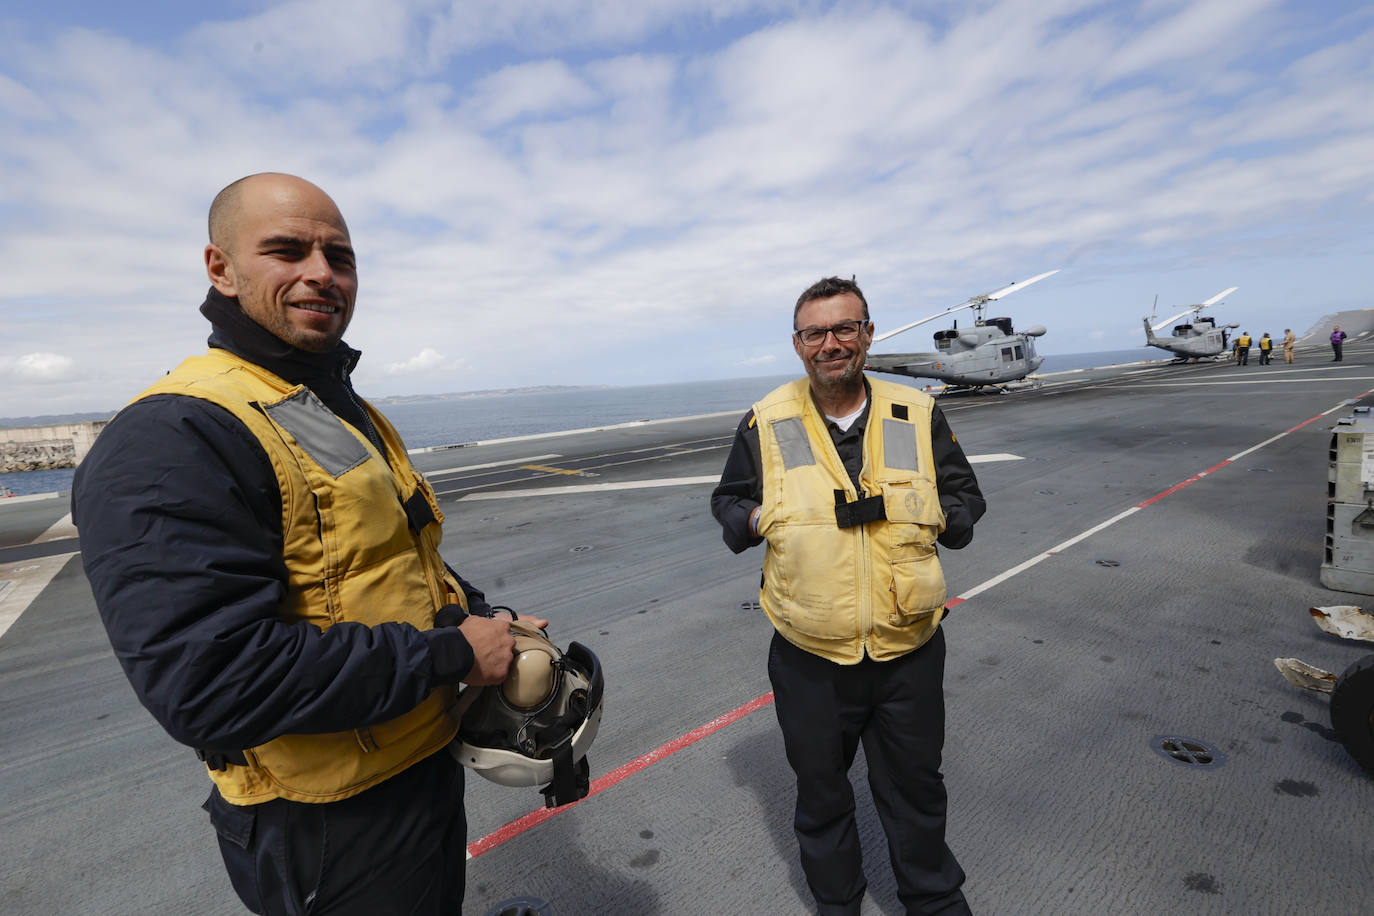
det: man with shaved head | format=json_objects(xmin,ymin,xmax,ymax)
[{"xmin": 74, "ymin": 174, "xmax": 524, "ymax": 914}]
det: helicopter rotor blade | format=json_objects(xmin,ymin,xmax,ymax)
[
  {"xmin": 1149, "ymin": 286, "xmax": 1237, "ymax": 332},
  {"xmin": 985, "ymin": 269, "xmax": 1060, "ymax": 301},
  {"xmin": 873, "ymin": 269, "xmax": 1059, "ymax": 344},
  {"xmin": 873, "ymin": 303, "xmax": 970, "ymax": 342},
  {"xmin": 1201, "ymin": 286, "xmax": 1238, "ymax": 308},
  {"xmin": 1151, "ymin": 307, "xmax": 1201, "ymax": 332}
]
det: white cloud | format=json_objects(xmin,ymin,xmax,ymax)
[
  {"xmin": 384, "ymin": 347, "xmax": 455, "ymax": 375},
  {"xmin": 5, "ymin": 353, "xmax": 76, "ymax": 382},
  {"xmin": 1, "ymin": 1, "xmax": 1373, "ymax": 414}
]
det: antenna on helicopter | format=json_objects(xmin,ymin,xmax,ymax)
[{"xmin": 874, "ymin": 269, "xmax": 1060, "ymax": 344}]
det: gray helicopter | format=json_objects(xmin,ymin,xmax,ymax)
[
  {"xmin": 865, "ymin": 270, "xmax": 1058, "ymax": 392},
  {"xmin": 1141, "ymin": 287, "xmax": 1238, "ymax": 360}
]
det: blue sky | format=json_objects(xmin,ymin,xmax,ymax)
[{"xmin": 2, "ymin": 0, "xmax": 1372, "ymax": 417}]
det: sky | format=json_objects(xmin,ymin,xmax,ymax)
[{"xmin": 2, "ymin": 0, "xmax": 1372, "ymax": 418}]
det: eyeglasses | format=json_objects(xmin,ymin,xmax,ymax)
[{"xmin": 794, "ymin": 320, "xmax": 869, "ymax": 347}]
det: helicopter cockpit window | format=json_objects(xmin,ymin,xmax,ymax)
[{"xmin": 1014, "ymin": 345, "xmax": 1024, "ymax": 360}]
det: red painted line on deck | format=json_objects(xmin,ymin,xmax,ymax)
[
  {"xmin": 468, "ymin": 691, "xmax": 776, "ymax": 858},
  {"xmin": 1135, "ymin": 459, "xmax": 1232, "ymax": 508}
]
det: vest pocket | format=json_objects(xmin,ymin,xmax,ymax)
[
  {"xmin": 889, "ymin": 544, "xmax": 946, "ymax": 624},
  {"xmin": 766, "ymin": 525, "xmax": 860, "ymax": 640}
]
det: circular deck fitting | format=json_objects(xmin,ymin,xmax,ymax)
[
  {"xmin": 1037, "ymin": 489, "xmax": 1057, "ymax": 495},
  {"xmin": 1151, "ymin": 735, "xmax": 1227, "ymax": 769},
  {"xmin": 1095, "ymin": 559, "xmax": 1120, "ymax": 567},
  {"xmin": 739, "ymin": 600, "xmax": 762, "ymax": 612},
  {"xmin": 569, "ymin": 544, "xmax": 594, "ymax": 553},
  {"xmin": 1248, "ymin": 467, "xmax": 1274, "ymax": 473}
]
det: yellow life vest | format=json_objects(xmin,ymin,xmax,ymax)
[
  {"xmin": 136, "ymin": 348, "xmax": 465, "ymax": 804},
  {"xmin": 754, "ymin": 377, "xmax": 947, "ymax": 664},
  {"xmin": 1238, "ymin": 334, "xmax": 1251, "ymax": 346}
]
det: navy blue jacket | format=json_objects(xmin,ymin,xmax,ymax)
[{"xmin": 73, "ymin": 290, "xmax": 485, "ymax": 752}]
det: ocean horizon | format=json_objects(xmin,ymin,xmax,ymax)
[{"xmin": 2, "ymin": 347, "xmax": 1160, "ymax": 496}]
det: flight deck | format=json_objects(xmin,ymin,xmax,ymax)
[{"xmin": 3, "ymin": 344, "xmax": 1373, "ymax": 914}]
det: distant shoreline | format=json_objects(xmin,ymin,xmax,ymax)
[{"xmin": 1, "ymin": 349, "xmax": 1157, "ymax": 429}]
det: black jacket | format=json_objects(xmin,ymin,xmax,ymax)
[{"xmin": 72, "ymin": 290, "xmax": 485, "ymax": 752}]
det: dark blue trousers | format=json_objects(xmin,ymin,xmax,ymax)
[
  {"xmin": 204, "ymin": 749, "xmax": 466, "ymax": 915},
  {"xmin": 768, "ymin": 628, "xmax": 969, "ymax": 916}
]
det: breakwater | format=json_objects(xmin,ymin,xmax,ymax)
[{"xmin": 0, "ymin": 422, "xmax": 106, "ymax": 472}]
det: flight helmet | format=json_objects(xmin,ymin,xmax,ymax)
[{"xmin": 453, "ymin": 617, "xmax": 604, "ymax": 808}]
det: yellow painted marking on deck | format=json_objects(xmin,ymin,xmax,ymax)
[{"xmin": 521, "ymin": 464, "xmax": 584, "ymax": 476}]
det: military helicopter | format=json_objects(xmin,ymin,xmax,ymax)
[
  {"xmin": 1141, "ymin": 287, "xmax": 1239, "ymax": 360},
  {"xmin": 865, "ymin": 270, "xmax": 1058, "ymax": 392}
]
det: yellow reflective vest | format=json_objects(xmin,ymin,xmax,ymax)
[
  {"xmin": 754, "ymin": 377, "xmax": 947, "ymax": 664},
  {"xmin": 137, "ymin": 348, "xmax": 465, "ymax": 804}
]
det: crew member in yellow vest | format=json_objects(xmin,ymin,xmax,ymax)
[
  {"xmin": 1258, "ymin": 332, "xmax": 1274, "ymax": 365},
  {"xmin": 1236, "ymin": 330, "xmax": 1252, "ymax": 365},
  {"xmin": 73, "ymin": 174, "xmax": 537, "ymax": 915},
  {"xmin": 712, "ymin": 276, "xmax": 985, "ymax": 915}
]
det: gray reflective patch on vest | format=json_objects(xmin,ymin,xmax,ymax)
[
  {"xmin": 772, "ymin": 417, "xmax": 815, "ymax": 470},
  {"xmin": 263, "ymin": 389, "xmax": 371, "ymax": 478},
  {"xmin": 883, "ymin": 417, "xmax": 919, "ymax": 471}
]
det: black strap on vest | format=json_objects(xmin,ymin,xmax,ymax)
[
  {"xmin": 834, "ymin": 489, "xmax": 886, "ymax": 528},
  {"xmin": 196, "ymin": 747, "xmax": 248, "ymax": 771},
  {"xmin": 402, "ymin": 489, "xmax": 437, "ymax": 535}
]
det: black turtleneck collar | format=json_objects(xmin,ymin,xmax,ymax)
[
  {"xmin": 200, "ymin": 287, "xmax": 361, "ymax": 386},
  {"xmin": 198, "ymin": 288, "xmax": 383, "ymax": 453}
]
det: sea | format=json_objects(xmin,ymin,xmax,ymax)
[{"xmin": 0, "ymin": 348, "xmax": 1156, "ymax": 498}]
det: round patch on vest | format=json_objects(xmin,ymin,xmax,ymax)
[{"xmin": 904, "ymin": 490, "xmax": 923, "ymax": 516}]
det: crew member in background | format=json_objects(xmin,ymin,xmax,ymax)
[
  {"xmin": 1236, "ymin": 330, "xmax": 1252, "ymax": 366},
  {"xmin": 1332, "ymin": 325, "xmax": 1347, "ymax": 362},
  {"xmin": 1283, "ymin": 328, "xmax": 1296, "ymax": 364},
  {"xmin": 1258, "ymin": 332, "xmax": 1273, "ymax": 365},
  {"xmin": 711, "ymin": 276, "xmax": 985, "ymax": 916},
  {"xmin": 73, "ymin": 173, "xmax": 533, "ymax": 915}
]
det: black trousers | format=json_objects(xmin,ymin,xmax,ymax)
[
  {"xmin": 204, "ymin": 750, "xmax": 466, "ymax": 915},
  {"xmin": 768, "ymin": 629, "xmax": 968, "ymax": 916}
]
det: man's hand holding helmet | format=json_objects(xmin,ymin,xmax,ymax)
[
  {"xmin": 435, "ymin": 603, "xmax": 552, "ymax": 686},
  {"xmin": 458, "ymin": 615, "xmax": 518, "ymax": 685}
]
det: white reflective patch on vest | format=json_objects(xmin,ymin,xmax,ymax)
[
  {"xmin": 772, "ymin": 417, "xmax": 815, "ymax": 470},
  {"xmin": 882, "ymin": 417, "xmax": 919, "ymax": 471},
  {"xmin": 263, "ymin": 389, "xmax": 371, "ymax": 478}
]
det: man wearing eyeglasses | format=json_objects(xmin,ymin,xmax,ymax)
[{"xmin": 711, "ymin": 276, "xmax": 985, "ymax": 915}]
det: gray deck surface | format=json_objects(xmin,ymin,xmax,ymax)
[{"xmin": 3, "ymin": 345, "xmax": 1373, "ymax": 915}]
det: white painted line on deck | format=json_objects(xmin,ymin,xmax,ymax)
[
  {"xmin": 945, "ymin": 391, "xmax": 1369, "ymax": 610},
  {"xmin": 0, "ymin": 492, "xmax": 62, "ymax": 506},
  {"xmin": 462, "ymin": 476, "xmax": 721, "ymax": 500},
  {"xmin": 37, "ymin": 513, "xmax": 76, "ymax": 542},
  {"xmin": 1127, "ymin": 376, "xmax": 1374, "ymax": 387},
  {"xmin": 458, "ymin": 454, "xmax": 1023, "ymax": 501},
  {"xmin": 0, "ymin": 553, "xmax": 79, "ymax": 640},
  {"xmin": 425, "ymin": 454, "xmax": 561, "ymax": 476},
  {"xmin": 408, "ymin": 411, "xmax": 742, "ymax": 453}
]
